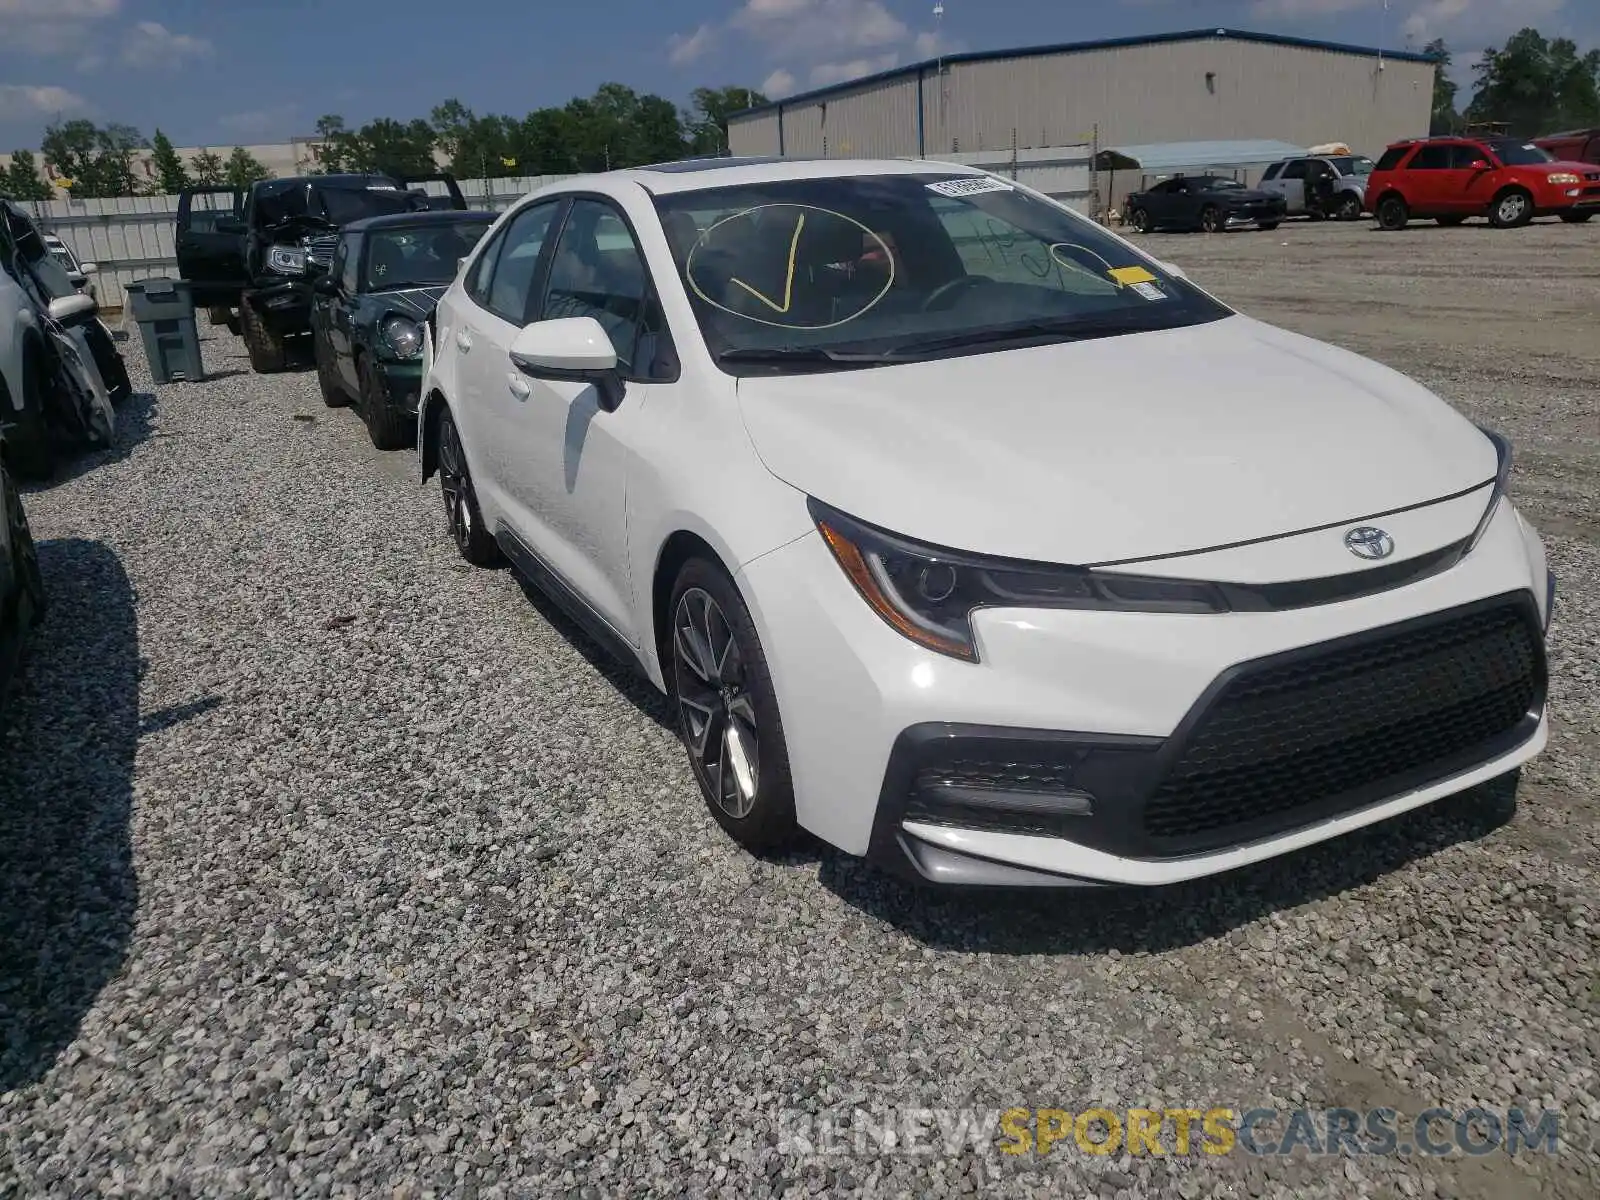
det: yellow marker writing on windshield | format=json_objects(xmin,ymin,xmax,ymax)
[{"xmin": 730, "ymin": 213, "xmax": 806, "ymax": 313}]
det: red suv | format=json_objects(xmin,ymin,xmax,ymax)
[{"xmin": 1364, "ymin": 135, "xmax": 1600, "ymax": 229}]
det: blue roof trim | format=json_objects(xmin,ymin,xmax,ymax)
[{"xmin": 728, "ymin": 27, "xmax": 1436, "ymax": 121}]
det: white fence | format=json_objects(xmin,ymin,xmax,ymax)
[{"xmin": 18, "ymin": 148, "xmax": 1095, "ymax": 311}]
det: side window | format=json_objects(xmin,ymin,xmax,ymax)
[
  {"xmin": 1374, "ymin": 146, "xmax": 1410, "ymax": 171},
  {"xmin": 538, "ymin": 199, "xmax": 663, "ymax": 379},
  {"xmin": 1261, "ymin": 163, "xmax": 1282, "ymax": 182},
  {"xmin": 1281, "ymin": 160, "xmax": 1308, "ymax": 180},
  {"xmin": 485, "ymin": 202, "xmax": 560, "ymax": 324},
  {"xmin": 1409, "ymin": 145, "xmax": 1452, "ymax": 170},
  {"xmin": 338, "ymin": 234, "xmax": 360, "ymax": 293}
]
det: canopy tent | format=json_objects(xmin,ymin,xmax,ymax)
[{"xmin": 1094, "ymin": 139, "xmax": 1311, "ymax": 175}]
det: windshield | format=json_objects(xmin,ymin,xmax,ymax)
[
  {"xmin": 1489, "ymin": 140, "xmax": 1555, "ymax": 165},
  {"xmin": 318, "ymin": 186, "xmax": 427, "ymax": 226},
  {"xmin": 363, "ymin": 220, "xmax": 492, "ymax": 291},
  {"xmin": 1328, "ymin": 156, "xmax": 1375, "ymax": 176},
  {"xmin": 653, "ymin": 172, "xmax": 1231, "ymax": 373},
  {"xmin": 256, "ymin": 180, "xmax": 427, "ymax": 229}
]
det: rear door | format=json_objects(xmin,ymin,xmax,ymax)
[
  {"xmin": 176, "ymin": 187, "xmax": 247, "ymax": 306},
  {"xmin": 1401, "ymin": 143, "xmax": 1458, "ymax": 214}
]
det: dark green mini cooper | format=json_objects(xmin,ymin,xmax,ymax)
[{"xmin": 310, "ymin": 210, "xmax": 496, "ymax": 449}]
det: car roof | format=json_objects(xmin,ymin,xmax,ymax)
[
  {"xmin": 572, "ymin": 156, "xmax": 989, "ymax": 197},
  {"xmin": 343, "ymin": 209, "xmax": 497, "ymax": 233}
]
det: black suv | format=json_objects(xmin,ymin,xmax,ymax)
[{"xmin": 176, "ymin": 172, "xmax": 467, "ymax": 373}]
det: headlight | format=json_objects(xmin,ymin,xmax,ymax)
[
  {"xmin": 1465, "ymin": 425, "xmax": 1514, "ymax": 554},
  {"xmin": 1547, "ymin": 172, "xmax": 1582, "ymax": 185},
  {"xmin": 381, "ymin": 315, "xmax": 422, "ymax": 359},
  {"xmin": 267, "ymin": 244, "xmax": 307, "ymax": 275},
  {"xmin": 809, "ymin": 499, "xmax": 1225, "ymax": 663}
]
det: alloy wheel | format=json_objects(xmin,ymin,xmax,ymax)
[
  {"xmin": 437, "ymin": 415, "xmax": 475, "ymax": 553},
  {"xmin": 672, "ymin": 586, "xmax": 760, "ymax": 819},
  {"xmin": 1497, "ymin": 194, "xmax": 1528, "ymax": 224}
]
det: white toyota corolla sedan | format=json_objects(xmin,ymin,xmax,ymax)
[{"xmin": 415, "ymin": 157, "xmax": 1553, "ymax": 888}]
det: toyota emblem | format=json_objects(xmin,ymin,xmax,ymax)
[{"xmin": 1344, "ymin": 526, "xmax": 1395, "ymax": 561}]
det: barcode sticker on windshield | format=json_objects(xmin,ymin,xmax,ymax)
[
  {"xmin": 926, "ymin": 177, "xmax": 1014, "ymax": 198},
  {"xmin": 1131, "ymin": 281, "xmax": 1167, "ymax": 301}
]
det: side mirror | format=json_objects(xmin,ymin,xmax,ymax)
[
  {"xmin": 79, "ymin": 261, "xmax": 98, "ymax": 275},
  {"xmin": 1470, "ymin": 160, "xmax": 1490, "ymax": 170},
  {"xmin": 313, "ymin": 276, "xmax": 339, "ymax": 296},
  {"xmin": 47, "ymin": 293, "xmax": 98, "ymax": 323},
  {"xmin": 509, "ymin": 317, "xmax": 625, "ymax": 411},
  {"xmin": 215, "ymin": 217, "xmax": 246, "ymax": 235}
]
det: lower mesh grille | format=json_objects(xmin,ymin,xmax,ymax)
[{"xmin": 1142, "ymin": 600, "xmax": 1541, "ymax": 845}]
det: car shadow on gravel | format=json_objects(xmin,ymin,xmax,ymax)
[
  {"xmin": 819, "ymin": 774, "xmax": 1520, "ymax": 954},
  {"xmin": 0, "ymin": 539, "xmax": 139, "ymax": 1093},
  {"xmin": 21, "ymin": 390, "xmax": 160, "ymax": 493}
]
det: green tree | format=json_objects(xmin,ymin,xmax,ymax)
[
  {"xmin": 191, "ymin": 148, "xmax": 225, "ymax": 186},
  {"xmin": 1467, "ymin": 28, "xmax": 1600, "ymax": 134},
  {"xmin": 1, "ymin": 150, "xmax": 54, "ymax": 201},
  {"xmin": 686, "ymin": 86, "xmax": 768, "ymax": 155},
  {"xmin": 224, "ymin": 146, "xmax": 271, "ymax": 187},
  {"xmin": 1425, "ymin": 40, "xmax": 1461, "ymax": 135},
  {"xmin": 350, "ymin": 117, "xmax": 437, "ymax": 174},
  {"xmin": 149, "ymin": 128, "xmax": 192, "ymax": 194},
  {"xmin": 40, "ymin": 119, "xmax": 147, "ymax": 197},
  {"xmin": 310, "ymin": 114, "xmax": 358, "ymax": 173}
]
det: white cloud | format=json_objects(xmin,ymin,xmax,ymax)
[
  {"xmin": 1250, "ymin": 0, "xmax": 1372, "ymax": 15},
  {"xmin": 809, "ymin": 51, "xmax": 899, "ymax": 86},
  {"xmin": 734, "ymin": 0, "xmax": 906, "ymax": 58},
  {"xmin": 1400, "ymin": 0, "xmax": 1566, "ymax": 43},
  {"xmin": 761, "ymin": 68, "xmax": 798, "ymax": 96},
  {"xmin": 0, "ymin": 0, "xmax": 120, "ymax": 55},
  {"xmin": 668, "ymin": 23, "xmax": 718, "ymax": 66},
  {"xmin": 913, "ymin": 28, "xmax": 967, "ymax": 58},
  {"xmin": 0, "ymin": 83, "xmax": 91, "ymax": 120},
  {"xmin": 120, "ymin": 21, "xmax": 214, "ymax": 70},
  {"xmin": 218, "ymin": 106, "xmax": 298, "ymax": 139}
]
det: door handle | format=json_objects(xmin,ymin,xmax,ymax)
[
  {"xmin": 507, "ymin": 374, "xmax": 531, "ymax": 399},
  {"xmin": 455, "ymin": 329, "xmax": 473, "ymax": 352}
]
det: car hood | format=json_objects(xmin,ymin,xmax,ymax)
[
  {"xmin": 735, "ymin": 314, "xmax": 1497, "ymax": 566},
  {"xmin": 1545, "ymin": 158, "xmax": 1600, "ymax": 174}
]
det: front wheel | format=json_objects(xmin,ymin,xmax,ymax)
[
  {"xmin": 668, "ymin": 557, "xmax": 798, "ymax": 854},
  {"xmin": 1337, "ymin": 194, "xmax": 1363, "ymax": 220},
  {"xmin": 1, "ymin": 454, "xmax": 45, "ymax": 624},
  {"xmin": 1559, "ymin": 211, "xmax": 1593, "ymax": 224},
  {"xmin": 1199, "ymin": 205, "xmax": 1222, "ymax": 234},
  {"xmin": 1489, "ymin": 189, "xmax": 1534, "ymax": 229},
  {"xmin": 314, "ymin": 339, "xmax": 348, "ymax": 407},
  {"xmin": 360, "ymin": 361, "xmax": 412, "ymax": 451},
  {"xmin": 4, "ymin": 361, "xmax": 55, "ymax": 482},
  {"xmin": 435, "ymin": 406, "xmax": 501, "ymax": 566},
  {"xmin": 240, "ymin": 303, "xmax": 287, "ymax": 373},
  {"xmin": 1375, "ymin": 195, "xmax": 1409, "ymax": 231}
]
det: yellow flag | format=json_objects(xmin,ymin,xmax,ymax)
[{"xmin": 501, "ymin": 156, "xmax": 518, "ymax": 168}]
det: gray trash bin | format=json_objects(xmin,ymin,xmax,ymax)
[{"xmin": 124, "ymin": 277, "xmax": 204, "ymax": 383}]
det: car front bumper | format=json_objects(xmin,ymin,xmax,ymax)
[
  {"xmin": 373, "ymin": 360, "xmax": 423, "ymax": 417},
  {"xmin": 737, "ymin": 499, "xmax": 1552, "ymax": 887}
]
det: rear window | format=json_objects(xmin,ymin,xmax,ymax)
[{"xmin": 1374, "ymin": 146, "xmax": 1410, "ymax": 172}]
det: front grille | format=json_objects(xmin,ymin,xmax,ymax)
[
  {"xmin": 1141, "ymin": 599, "xmax": 1541, "ymax": 847},
  {"xmin": 307, "ymin": 234, "xmax": 338, "ymax": 269}
]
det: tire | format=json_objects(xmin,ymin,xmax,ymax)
[
  {"xmin": 85, "ymin": 321, "xmax": 132, "ymax": 406},
  {"xmin": 314, "ymin": 339, "xmax": 348, "ymax": 407},
  {"xmin": 1257, "ymin": 221, "xmax": 1280, "ymax": 231},
  {"xmin": 1559, "ymin": 211, "xmax": 1593, "ymax": 224},
  {"xmin": 240, "ymin": 302, "xmax": 287, "ymax": 373},
  {"xmin": 1, "ymin": 453, "xmax": 45, "ymax": 624},
  {"xmin": 360, "ymin": 359, "xmax": 412, "ymax": 451},
  {"xmin": 1337, "ymin": 194, "xmax": 1363, "ymax": 220},
  {"xmin": 207, "ymin": 305, "xmax": 233, "ymax": 329},
  {"xmin": 1436, "ymin": 216, "xmax": 1468, "ymax": 226},
  {"xmin": 4, "ymin": 352, "xmax": 56, "ymax": 482},
  {"xmin": 1128, "ymin": 207, "xmax": 1151, "ymax": 234},
  {"xmin": 667, "ymin": 556, "xmax": 798, "ymax": 854},
  {"xmin": 1375, "ymin": 194, "xmax": 1409, "ymax": 231},
  {"xmin": 435, "ymin": 406, "xmax": 501, "ymax": 567},
  {"xmin": 1489, "ymin": 188, "xmax": 1534, "ymax": 229},
  {"xmin": 1199, "ymin": 205, "xmax": 1222, "ymax": 234}
]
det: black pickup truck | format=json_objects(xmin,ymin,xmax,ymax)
[{"xmin": 175, "ymin": 172, "xmax": 467, "ymax": 373}]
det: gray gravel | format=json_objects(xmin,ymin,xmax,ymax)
[{"xmin": 1, "ymin": 218, "xmax": 1597, "ymax": 1199}]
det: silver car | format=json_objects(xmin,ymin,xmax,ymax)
[{"xmin": 1258, "ymin": 155, "xmax": 1374, "ymax": 220}]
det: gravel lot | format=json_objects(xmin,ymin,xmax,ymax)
[{"xmin": 1, "ymin": 217, "xmax": 1597, "ymax": 1199}]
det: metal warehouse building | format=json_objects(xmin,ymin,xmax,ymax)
[{"xmin": 727, "ymin": 28, "xmax": 1435, "ymax": 162}]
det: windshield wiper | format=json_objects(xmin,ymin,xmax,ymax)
[
  {"xmin": 716, "ymin": 346, "xmax": 900, "ymax": 367},
  {"xmin": 885, "ymin": 312, "xmax": 1183, "ymax": 359}
]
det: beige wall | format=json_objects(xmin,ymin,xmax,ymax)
[{"xmin": 732, "ymin": 37, "xmax": 1435, "ymax": 162}]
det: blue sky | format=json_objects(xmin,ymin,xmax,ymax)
[{"xmin": 2, "ymin": 0, "xmax": 1596, "ymax": 152}]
